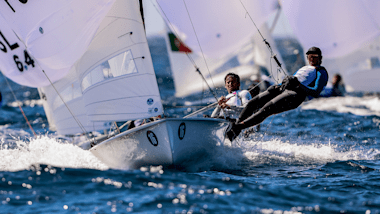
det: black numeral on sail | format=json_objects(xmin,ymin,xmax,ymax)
[
  {"xmin": 4, "ymin": 0, "xmax": 15, "ymax": 12},
  {"xmin": 13, "ymin": 55, "xmax": 23, "ymax": 72},
  {"xmin": 0, "ymin": 31, "xmax": 19, "ymax": 52},
  {"xmin": 0, "ymin": 41, "xmax": 6, "ymax": 53},
  {"xmin": 24, "ymin": 50, "xmax": 35, "ymax": 67},
  {"xmin": 0, "ymin": 30, "xmax": 33, "ymax": 72},
  {"xmin": 13, "ymin": 51, "xmax": 35, "ymax": 72},
  {"xmin": 4, "ymin": 0, "xmax": 28, "ymax": 12}
]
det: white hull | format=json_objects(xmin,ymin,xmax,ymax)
[{"xmin": 90, "ymin": 118, "xmax": 229, "ymax": 169}]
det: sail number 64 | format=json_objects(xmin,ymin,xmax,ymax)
[
  {"xmin": 13, "ymin": 51, "xmax": 35, "ymax": 72},
  {"xmin": 0, "ymin": 30, "xmax": 35, "ymax": 72}
]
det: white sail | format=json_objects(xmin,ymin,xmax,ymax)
[
  {"xmin": 0, "ymin": 0, "xmax": 116, "ymax": 87},
  {"xmin": 38, "ymin": 67, "xmax": 110, "ymax": 135},
  {"xmin": 281, "ymin": 0, "xmax": 380, "ymax": 58},
  {"xmin": 156, "ymin": 0, "xmax": 278, "ymax": 58},
  {"xmin": 75, "ymin": 0, "xmax": 163, "ymax": 122},
  {"xmin": 37, "ymin": 0, "xmax": 163, "ymax": 134},
  {"xmin": 155, "ymin": 0, "xmax": 282, "ymax": 97},
  {"xmin": 280, "ymin": 0, "xmax": 380, "ymax": 92}
]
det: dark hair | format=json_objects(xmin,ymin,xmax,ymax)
[
  {"xmin": 334, "ymin": 74, "xmax": 342, "ymax": 83},
  {"xmin": 224, "ymin": 73, "xmax": 240, "ymax": 83}
]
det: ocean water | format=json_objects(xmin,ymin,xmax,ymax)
[{"xmin": 1, "ymin": 38, "xmax": 380, "ymax": 213}]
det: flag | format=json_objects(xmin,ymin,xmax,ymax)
[{"xmin": 168, "ymin": 33, "xmax": 192, "ymax": 53}]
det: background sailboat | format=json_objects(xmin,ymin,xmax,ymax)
[{"xmin": 155, "ymin": 0, "xmax": 289, "ymax": 98}]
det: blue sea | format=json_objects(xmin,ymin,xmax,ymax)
[{"xmin": 1, "ymin": 37, "xmax": 380, "ymax": 214}]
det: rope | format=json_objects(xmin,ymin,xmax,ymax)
[
  {"xmin": 11, "ymin": 32, "xmax": 90, "ymax": 138},
  {"xmin": 238, "ymin": 0, "xmax": 288, "ymax": 78},
  {"xmin": 182, "ymin": 0, "xmax": 217, "ymax": 90},
  {"xmin": 1, "ymin": 72, "xmax": 36, "ymax": 136},
  {"xmin": 40, "ymin": 70, "xmax": 88, "ymax": 135},
  {"xmin": 153, "ymin": 0, "xmax": 219, "ymax": 102},
  {"xmin": 153, "ymin": 0, "xmax": 285, "ymax": 131},
  {"xmin": 184, "ymin": 72, "xmax": 275, "ymax": 118}
]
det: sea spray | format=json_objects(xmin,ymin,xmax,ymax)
[
  {"xmin": 0, "ymin": 135, "xmax": 108, "ymax": 172},
  {"xmin": 238, "ymin": 138, "xmax": 380, "ymax": 166}
]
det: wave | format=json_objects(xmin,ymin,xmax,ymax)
[
  {"xmin": 301, "ymin": 96, "xmax": 380, "ymax": 116},
  {"xmin": 0, "ymin": 135, "xmax": 108, "ymax": 172}
]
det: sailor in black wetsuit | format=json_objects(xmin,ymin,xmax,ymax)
[{"xmin": 226, "ymin": 46, "xmax": 329, "ymax": 141}]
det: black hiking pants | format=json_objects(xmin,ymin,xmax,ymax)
[{"xmin": 237, "ymin": 85, "xmax": 306, "ymax": 128}]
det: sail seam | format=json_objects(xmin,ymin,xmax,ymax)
[
  {"xmin": 84, "ymin": 95, "xmax": 160, "ymax": 108},
  {"xmin": 82, "ymin": 73, "xmax": 156, "ymax": 95}
]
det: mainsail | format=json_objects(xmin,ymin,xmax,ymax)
[{"xmin": 76, "ymin": 0, "xmax": 163, "ymax": 123}]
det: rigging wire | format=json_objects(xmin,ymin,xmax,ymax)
[
  {"xmin": 152, "ymin": 0, "xmax": 286, "ymax": 125},
  {"xmin": 22, "ymin": 37, "xmax": 95, "ymax": 143},
  {"xmin": 9, "ymin": 29, "xmax": 91, "ymax": 139},
  {"xmin": 239, "ymin": 0, "xmax": 288, "ymax": 78},
  {"xmin": 153, "ymin": 0, "xmax": 219, "ymax": 102},
  {"xmin": 39, "ymin": 70, "xmax": 89, "ymax": 136},
  {"xmin": 237, "ymin": 0, "xmax": 291, "ymax": 140},
  {"xmin": 1, "ymin": 72, "xmax": 37, "ymax": 136},
  {"xmin": 181, "ymin": 0, "xmax": 218, "ymax": 92}
]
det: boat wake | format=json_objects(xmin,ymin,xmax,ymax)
[
  {"xmin": 2, "ymin": 129, "xmax": 379, "ymax": 173},
  {"xmin": 0, "ymin": 135, "xmax": 108, "ymax": 172},
  {"xmin": 301, "ymin": 96, "xmax": 380, "ymax": 116},
  {"xmin": 236, "ymin": 137, "xmax": 380, "ymax": 166}
]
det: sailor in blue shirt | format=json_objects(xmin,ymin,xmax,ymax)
[{"xmin": 226, "ymin": 47, "xmax": 329, "ymax": 141}]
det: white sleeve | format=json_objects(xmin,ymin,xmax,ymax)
[
  {"xmin": 211, "ymin": 106, "xmax": 222, "ymax": 118},
  {"xmin": 240, "ymin": 90, "xmax": 252, "ymax": 105}
]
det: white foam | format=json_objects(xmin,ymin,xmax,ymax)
[
  {"xmin": 236, "ymin": 138, "xmax": 380, "ymax": 165},
  {"xmin": 301, "ymin": 96, "xmax": 380, "ymax": 116},
  {"xmin": 0, "ymin": 135, "xmax": 108, "ymax": 172}
]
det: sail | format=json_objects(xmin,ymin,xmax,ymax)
[
  {"xmin": 156, "ymin": 0, "xmax": 278, "ymax": 58},
  {"xmin": 0, "ymin": 0, "xmax": 116, "ymax": 87},
  {"xmin": 281, "ymin": 0, "xmax": 380, "ymax": 58},
  {"xmin": 75, "ymin": 0, "xmax": 163, "ymax": 122},
  {"xmin": 38, "ymin": 67, "xmax": 110, "ymax": 135},
  {"xmin": 155, "ymin": 0, "xmax": 282, "ymax": 97},
  {"xmin": 36, "ymin": 0, "xmax": 163, "ymax": 134}
]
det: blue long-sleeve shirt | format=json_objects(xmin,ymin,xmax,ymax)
[{"xmin": 293, "ymin": 65, "xmax": 329, "ymax": 97}]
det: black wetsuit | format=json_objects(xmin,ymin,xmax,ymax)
[
  {"xmin": 238, "ymin": 85, "xmax": 306, "ymax": 127},
  {"xmin": 233, "ymin": 65, "xmax": 329, "ymax": 132}
]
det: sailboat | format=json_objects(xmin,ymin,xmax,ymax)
[
  {"xmin": 156, "ymin": 0, "xmax": 287, "ymax": 98},
  {"xmin": 0, "ymin": 0, "xmax": 230, "ymax": 169}
]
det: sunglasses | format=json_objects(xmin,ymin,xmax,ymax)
[{"xmin": 308, "ymin": 55, "xmax": 320, "ymax": 59}]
